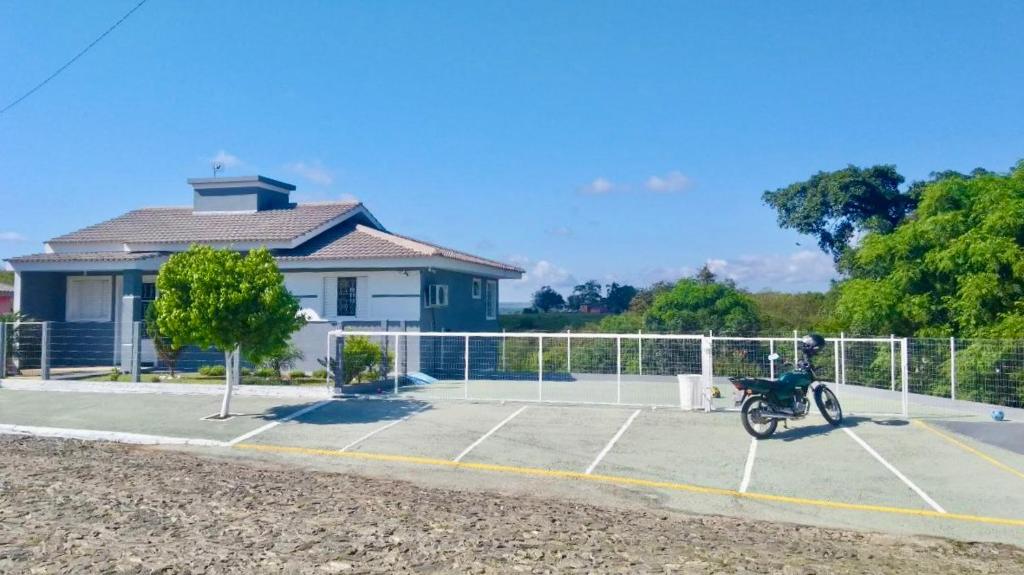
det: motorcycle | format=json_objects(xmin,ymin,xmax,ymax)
[{"xmin": 729, "ymin": 334, "xmax": 843, "ymax": 439}]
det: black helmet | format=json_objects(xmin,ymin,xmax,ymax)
[{"xmin": 800, "ymin": 333, "xmax": 826, "ymax": 356}]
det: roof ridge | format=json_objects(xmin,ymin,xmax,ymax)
[{"xmin": 355, "ymin": 224, "xmax": 436, "ymax": 256}]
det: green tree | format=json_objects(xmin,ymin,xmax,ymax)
[
  {"xmin": 762, "ymin": 165, "xmax": 914, "ymax": 261},
  {"xmin": 645, "ymin": 279, "xmax": 761, "ymax": 335},
  {"xmin": 603, "ymin": 282, "xmax": 638, "ymax": 314},
  {"xmin": 531, "ymin": 286, "xmax": 566, "ymax": 312},
  {"xmin": 749, "ymin": 291, "xmax": 830, "ymax": 334},
  {"xmin": 831, "ymin": 162, "xmax": 1024, "ymax": 337},
  {"xmin": 566, "ymin": 280, "xmax": 603, "ymax": 310},
  {"xmin": 144, "ymin": 303, "xmax": 183, "ymax": 377},
  {"xmin": 628, "ymin": 281, "xmax": 672, "ymax": 314},
  {"xmin": 154, "ymin": 245, "xmax": 303, "ymax": 417}
]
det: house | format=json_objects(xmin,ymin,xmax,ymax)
[
  {"xmin": 0, "ymin": 283, "xmax": 12, "ymax": 314},
  {"xmin": 5, "ymin": 175, "xmax": 523, "ymax": 372}
]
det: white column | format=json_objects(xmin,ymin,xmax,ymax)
[
  {"xmin": 700, "ymin": 336, "xmax": 713, "ymax": 413},
  {"xmin": 40, "ymin": 322, "xmax": 50, "ymax": 380},
  {"xmin": 889, "ymin": 334, "xmax": 896, "ymax": 391},
  {"xmin": 839, "ymin": 332, "xmax": 846, "ymax": 385},
  {"xmin": 538, "ymin": 335, "xmax": 544, "ymax": 401},
  {"xmin": 616, "ymin": 336, "xmax": 622, "ymax": 404},
  {"xmin": 901, "ymin": 338, "xmax": 910, "ymax": 417},
  {"xmin": 769, "ymin": 339, "xmax": 775, "ymax": 380},
  {"xmin": 566, "ymin": 330, "xmax": 571, "ymax": 373},
  {"xmin": 464, "ymin": 335, "xmax": 470, "ymax": 400},
  {"xmin": 637, "ymin": 330, "xmax": 643, "ymax": 376},
  {"xmin": 949, "ymin": 337, "xmax": 957, "ymax": 401},
  {"xmin": 394, "ymin": 333, "xmax": 401, "ymax": 394}
]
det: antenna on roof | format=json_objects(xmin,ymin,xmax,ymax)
[{"xmin": 212, "ymin": 162, "xmax": 224, "ymax": 177}]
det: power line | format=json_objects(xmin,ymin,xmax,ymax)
[{"xmin": 0, "ymin": 0, "xmax": 151, "ymax": 116}]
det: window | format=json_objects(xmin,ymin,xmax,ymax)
[
  {"xmin": 472, "ymin": 278, "xmax": 482, "ymax": 299},
  {"xmin": 485, "ymin": 280, "xmax": 497, "ymax": 320},
  {"xmin": 337, "ymin": 277, "xmax": 357, "ymax": 316},
  {"xmin": 140, "ymin": 281, "xmax": 156, "ymax": 320},
  {"xmin": 66, "ymin": 277, "xmax": 112, "ymax": 322},
  {"xmin": 426, "ymin": 284, "xmax": 448, "ymax": 308}
]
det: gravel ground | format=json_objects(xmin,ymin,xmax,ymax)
[{"xmin": 1, "ymin": 437, "xmax": 1022, "ymax": 574}]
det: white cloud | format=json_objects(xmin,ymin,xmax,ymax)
[
  {"xmin": 578, "ymin": 177, "xmax": 615, "ymax": 195},
  {"xmin": 501, "ymin": 257, "xmax": 577, "ymax": 302},
  {"xmin": 210, "ymin": 150, "xmax": 242, "ymax": 170},
  {"xmin": 285, "ymin": 160, "xmax": 335, "ymax": 186},
  {"xmin": 705, "ymin": 250, "xmax": 837, "ymax": 291},
  {"xmin": 0, "ymin": 231, "xmax": 27, "ymax": 242},
  {"xmin": 645, "ymin": 170, "xmax": 692, "ymax": 193}
]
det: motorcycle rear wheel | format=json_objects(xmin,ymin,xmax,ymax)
[
  {"xmin": 814, "ymin": 385, "xmax": 843, "ymax": 426},
  {"xmin": 741, "ymin": 395, "xmax": 778, "ymax": 439}
]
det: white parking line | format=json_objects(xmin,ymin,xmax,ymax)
[
  {"xmin": 842, "ymin": 427, "xmax": 946, "ymax": 513},
  {"xmin": 339, "ymin": 405, "xmax": 429, "ymax": 452},
  {"xmin": 739, "ymin": 437, "xmax": 758, "ymax": 493},
  {"xmin": 585, "ymin": 409, "xmax": 642, "ymax": 475},
  {"xmin": 226, "ymin": 400, "xmax": 334, "ymax": 446},
  {"xmin": 453, "ymin": 406, "xmax": 527, "ymax": 463}
]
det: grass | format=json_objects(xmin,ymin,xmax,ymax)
[{"xmin": 81, "ymin": 372, "xmax": 329, "ymax": 387}]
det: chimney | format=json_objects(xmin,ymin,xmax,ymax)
[{"xmin": 187, "ymin": 175, "xmax": 296, "ymax": 213}]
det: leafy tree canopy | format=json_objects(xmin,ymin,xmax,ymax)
[
  {"xmin": 566, "ymin": 280, "xmax": 603, "ymax": 310},
  {"xmin": 645, "ymin": 278, "xmax": 761, "ymax": 335},
  {"xmin": 154, "ymin": 245, "xmax": 304, "ymax": 358},
  {"xmin": 763, "ymin": 165, "xmax": 914, "ymax": 262},
  {"xmin": 831, "ymin": 162, "xmax": 1024, "ymax": 337},
  {"xmin": 603, "ymin": 282, "xmax": 638, "ymax": 314},
  {"xmin": 531, "ymin": 286, "xmax": 566, "ymax": 312},
  {"xmin": 749, "ymin": 291, "xmax": 830, "ymax": 334},
  {"xmin": 628, "ymin": 281, "xmax": 673, "ymax": 314}
]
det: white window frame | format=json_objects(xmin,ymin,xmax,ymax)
[
  {"xmin": 485, "ymin": 279, "xmax": 497, "ymax": 320},
  {"xmin": 426, "ymin": 284, "xmax": 449, "ymax": 308},
  {"xmin": 66, "ymin": 276, "xmax": 113, "ymax": 322},
  {"xmin": 472, "ymin": 278, "xmax": 482, "ymax": 299}
]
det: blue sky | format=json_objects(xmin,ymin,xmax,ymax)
[{"xmin": 2, "ymin": 1, "xmax": 1022, "ymax": 301}]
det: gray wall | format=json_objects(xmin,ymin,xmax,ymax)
[
  {"xmin": 419, "ymin": 269, "xmax": 500, "ymax": 332},
  {"xmin": 18, "ymin": 271, "xmax": 121, "ymax": 322},
  {"xmin": 193, "ymin": 188, "xmax": 290, "ymax": 212}
]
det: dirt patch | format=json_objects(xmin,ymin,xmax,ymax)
[{"xmin": 0, "ymin": 436, "xmax": 1021, "ymax": 574}]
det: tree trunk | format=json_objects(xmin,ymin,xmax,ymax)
[{"xmin": 218, "ymin": 347, "xmax": 236, "ymax": 418}]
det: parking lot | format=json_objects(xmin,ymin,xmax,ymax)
[{"xmin": 1, "ymin": 386, "xmax": 1022, "ymax": 546}]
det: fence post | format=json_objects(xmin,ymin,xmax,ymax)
[
  {"xmin": 901, "ymin": 338, "xmax": 910, "ymax": 417},
  {"xmin": 394, "ymin": 333, "xmax": 401, "ymax": 394},
  {"xmin": 701, "ymin": 336, "xmax": 713, "ymax": 413},
  {"xmin": 0, "ymin": 322, "xmax": 6, "ymax": 379},
  {"xmin": 538, "ymin": 335, "xmax": 544, "ymax": 401},
  {"xmin": 131, "ymin": 321, "xmax": 142, "ymax": 382},
  {"xmin": 616, "ymin": 336, "xmax": 622, "ymax": 404},
  {"xmin": 464, "ymin": 335, "xmax": 470, "ymax": 400},
  {"xmin": 839, "ymin": 332, "xmax": 846, "ymax": 386},
  {"xmin": 889, "ymin": 334, "xmax": 896, "ymax": 391},
  {"xmin": 638, "ymin": 330, "xmax": 643, "ymax": 376},
  {"xmin": 949, "ymin": 337, "xmax": 956, "ymax": 401},
  {"xmin": 566, "ymin": 329, "xmax": 571, "ymax": 373},
  {"xmin": 40, "ymin": 321, "xmax": 50, "ymax": 380},
  {"xmin": 501, "ymin": 329, "xmax": 507, "ymax": 371},
  {"xmin": 768, "ymin": 339, "xmax": 775, "ymax": 380},
  {"xmin": 792, "ymin": 330, "xmax": 798, "ymax": 363},
  {"xmin": 831, "ymin": 339, "xmax": 839, "ymax": 384}
]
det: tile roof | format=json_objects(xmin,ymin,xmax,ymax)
[
  {"xmin": 6, "ymin": 252, "xmax": 164, "ymax": 264},
  {"xmin": 276, "ymin": 223, "xmax": 524, "ymax": 273},
  {"xmin": 48, "ymin": 202, "xmax": 361, "ymax": 244}
]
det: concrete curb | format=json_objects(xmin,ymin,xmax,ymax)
[
  {"xmin": 0, "ymin": 423, "xmax": 226, "ymax": 447},
  {"xmin": 0, "ymin": 378, "xmax": 332, "ymax": 399}
]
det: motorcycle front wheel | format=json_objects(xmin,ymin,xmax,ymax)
[
  {"xmin": 814, "ymin": 385, "xmax": 843, "ymax": 426},
  {"xmin": 741, "ymin": 395, "xmax": 778, "ymax": 439}
]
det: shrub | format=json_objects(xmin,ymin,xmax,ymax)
[
  {"xmin": 288, "ymin": 369, "xmax": 306, "ymax": 379},
  {"xmin": 311, "ymin": 368, "xmax": 329, "ymax": 380},
  {"xmin": 254, "ymin": 367, "xmax": 277, "ymax": 379},
  {"xmin": 145, "ymin": 375, "xmax": 161, "ymax": 383},
  {"xmin": 241, "ymin": 367, "xmax": 253, "ymax": 376},
  {"xmin": 107, "ymin": 368, "xmax": 121, "ymax": 382},
  {"xmin": 198, "ymin": 365, "xmax": 226, "ymax": 377}
]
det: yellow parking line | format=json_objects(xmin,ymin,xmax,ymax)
[
  {"xmin": 913, "ymin": 420, "xmax": 1024, "ymax": 482},
  {"xmin": 233, "ymin": 442, "xmax": 1024, "ymax": 529}
]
